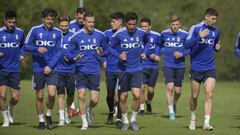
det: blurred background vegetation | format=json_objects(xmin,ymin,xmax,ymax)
[{"xmin": 0, "ymin": 0, "xmax": 239, "ymax": 80}]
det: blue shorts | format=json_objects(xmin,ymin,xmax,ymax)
[
  {"xmin": 75, "ymin": 71, "xmax": 100, "ymax": 91},
  {"xmin": 32, "ymin": 72, "xmax": 58, "ymax": 91},
  {"xmin": 106, "ymin": 72, "xmax": 119, "ymax": 93},
  {"xmin": 189, "ymin": 69, "xmax": 216, "ymax": 83},
  {"xmin": 142, "ymin": 68, "xmax": 159, "ymax": 87},
  {"xmin": 57, "ymin": 72, "xmax": 75, "ymax": 96},
  {"xmin": 0, "ymin": 71, "xmax": 20, "ymax": 90},
  {"xmin": 163, "ymin": 67, "xmax": 185, "ymax": 87},
  {"xmin": 118, "ymin": 71, "xmax": 143, "ymax": 92}
]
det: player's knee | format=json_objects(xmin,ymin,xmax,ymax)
[
  {"xmin": 36, "ymin": 95, "xmax": 44, "ymax": 102},
  {"xmin": 0, "ymin": 94, "xmax": 6, "ymax": 100},
  {"xmin": 206, "ymin": 92, "xmax": 213, "ymax": 99}
]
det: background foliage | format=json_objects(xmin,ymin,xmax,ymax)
[{"xmin": 0, "ymin": 0, "xmax": 239, "ymax": 80}]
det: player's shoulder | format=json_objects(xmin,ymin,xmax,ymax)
[
  {"xmin": 179, "ymin": 29, "xmax": 188, "ymax": 35},
  {"xmin": 113, "ymin": 27, "xmax": 126, "ymax": 37},
  {"xmin": 161, "ymin": 29, "xmax": 171, "ymax": 34},
  {"xmin": 150, "ymin": 30, "xmax": 161, "ymax": 36}
]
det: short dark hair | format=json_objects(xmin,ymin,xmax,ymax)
[
  {"xmin": 140, "ymin": 17, "xmax": 151, "ymax": 25},
  {"xmin": 5, "ymin": 10, "xmax": 17, "ymax": 20},
  {"xmin": 170, "ymin": 15, "xmax": 180, "ymax": 23},
  {"xmin": 83, "ymin": 12, "xmax": 94, "ymax": 19},
  {"xmin": 76, "ymin": 7, "xmax": 86, "ymax": 14},
  {"xmin": 41, "ymin": 8, "xmax": 57, "ymax": 18},
  {"xmin": 125, "ymin": 12, "xmax": 138, "ymax": 23},
  {"xmin": 205, "ymin": 8, "xmax": 219, "ymax": 16},
  {"xmin": 110, "ymin": 12, "xmax": 125, "ymax": 22},
  {"xmin": 58, "ymin": 15, "xmax": 71, "ymax": 23}
]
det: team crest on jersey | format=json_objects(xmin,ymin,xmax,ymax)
[
  {"xmin": 39, "ymin": 33, "xmax": 43, "ymax": 38},
  {"xmin": 16, "ymin": 34, "xmax": 19, "ymax": 40},
  {"xmin": 124, "ymin": 38, "xmax": 128, "ymax": 42},
  {"xmin": 136, "ymin": 36, "xmax": 139, "ymax": 42},
  {"xmin": 177, "ymin": 37, "xmax": 180, "ymax": 42},
  {"xmin": 212, "ymin": 31, "xmax": 215, "ymax": 37},
  {"xmin": 150, "ymin": 37, "xmax": 153, "ymax": 42},
  {"xmin": 93, "ymin": 38, "xmax": 96, "ymax": 44},
  {"xmin": 2, "ymin": 36, "xmax": 6, "ymax": 41},
  {"xmin": 53, "ymin": 33, "xmax": 56, "ymax": 39},
  {"xmin": 68, "ymin": 37, "xmax": 71, "ymax": 41}
]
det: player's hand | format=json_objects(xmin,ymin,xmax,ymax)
[
  {"xmin": 173, "ymin": 51, "xmax": 183, "ymax": 58},
  {"xmin": 37, "ymin": 47, "xmax": 48, "ymax": 54},
  {"xmin": 199, "ymin": 28, "xmax": 209, "ymax": 38},
  {"xmin": 215, "ymin": 40, "xmax": 221, "ymax": 51},
  {"xmin": 0, "ymin": 52, "xmax": 4, "ymax": 58},
  {"xmin": 44, "ymin": 66, "xmax": 52, "ymax": 75},
  {"xmin": 141, "ymin": 53, "xmax": 146, "ymax": 60},
  {"xmin": 150, "ymin": 54, "xmax": 156, "ymax": 60},
  {"xmin": 120, "ymin": 52, "xmax": 127, "ymax": 60},
  {"xmin": 73, "ymin": 53, "xmax": 84, "ymax": 61},
  {"xmin": 96, "ymin": 47, "xmax": 104, "ymax": 56},
  {"xmin": 20, "ymin": 55, "xmax": 25, "ymax": 62},
  {"xmin": 154, "ymin": 55, "xmax": 160, "ymax": 62}
]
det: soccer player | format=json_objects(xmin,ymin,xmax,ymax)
[
  {"xmin": 0, "ymin": 10, "xmax": 25, "ymax": 127},
  {"xmin": 55, "ymin": 15, "xmax": 75, "ymax": 126},
  {"xmin": 69, "ymin": 12, "xmax": 107, "ymax": 130},
  {"xmin": 185, "ymin": 8, "xmax": 221, "ymax": 131},
  {"xmin": 104, "ymin": 12, "xmax": 124, "ymax": 126},
  {"xmin": 69, "ymin": 7, "xmax": 86, "ymax": 33},
  {"xmin": 24, "ymin": 8, "xmax": 62, "ymax": 130},
  {"xmin": 235, "ymin": 33, "xmax": 240, "ymax": 56},
  {"xmin": 155, "ymin": 15, "xmax": 189, "ymax": 120},
  {"xmin": 68, "ymin": 7, "xmax": 86, "ymax": 117},
  {"xmin": 108, "ymin": 12, "xmax": 147, "ymax": 131},
  {"xmin": 139, "ymin": 17, "xmax": 161, "ymax": 115}
]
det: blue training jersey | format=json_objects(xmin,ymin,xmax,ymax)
[
  {"xmin": 54, "ymin": 30, "xmax": 75, "ymax": 73},
  {"xmin": 69, "ymin": 20, "xmax": 84, "ymax": 33},
  {"xmin": 0, "ymin": 27, "xmax": 25, "ymax": 72},
  {"xmin": 159, "ymin": 28, "xmax": 189, "ymax": 68},
  {"xmin": 142, "ymin": 30, "xmax": 161, "ymax": 69},
  {"xmin": 108, "ymin": 27, "xmax": 148, "ymax": 72},
  {"xmin": 185, "ymin": 21, "xmax": 220, "ymax": 71},
  {"xmin": 235, "ymin": 32, "xmax": 240, "ymax": 57},
  {"xmin": 24, "ymin": 24, "xmax": 62, "ymax": 72},
  {"xmin": 69, "ymin": 28, "xmax": 107, "ymax": 74},
  {"xmin": 104, "ymin": 29, "xmax": 121, "ymax": 72}
]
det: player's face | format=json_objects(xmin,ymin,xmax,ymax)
[
  {"xmin": 126, "ymin": 19, "xmax": 137, "ymax": 32},
  {"xmin": 140, "ymin": 22, "xmax": 151, "ymax": 32},
  {"xmin": 5, "ymin": 18, "xmax": 16, "ymax": 31},
  {"xmin": 76, "ymin": 13, "xmax": 85, "ymax": 25},
  {"xmin": 170, "ymin": 20, "xmax": 181, "ymax": 33},
  {"xmin": 111, "ymin": 19, "xmax": 123, "ymax": 30},
  {"xmin": 43, "ymin": 16, "xmax": 55, "ymax": 29},
  {"xmin": 59, "ymin": 21, "xmax": 69, "ymax": 34},
  {"xmin": 205, "ymin": 15, "xmax": 217, "ymax": 26},
  {"xmin": 83, "ymin": 16, "xmax": 95, "ymax": 32}
]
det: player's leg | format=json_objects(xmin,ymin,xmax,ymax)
[
  {"xmin": 146, "ymin": 68, "xmax": 159, "ymax": 115},
  {"xmin": 33, "ymin": 72, "xmax": 45, "ymax": 129},
  {"xmin": 173, "ymin": 68, "xmax": 185, "ymax": 114},
  {"xmin": 45, "ymin": 72, "xmax": 58, "ymax": 130},
  {"xmin": 163, "ymin": 67, "xmax": 175, "ymax": 120},
  {"xmin": 57, "ymin": 73, "xmax": 65, "ymax": 126},
  {"xmin": 203, "ymin": 74, "xmax": 216, "ymax": 131},
  {"xmin": 76, "ymin": 71, "xmax": 88, "ymax": 130},
  {"xmin": 65, "ymin": 72, "xmax": 75, "ymax": 124},
  {"xmin": 105, "ymin": 72, "xmax": 117, "ymax": 124},
  {"xmin": 130, "ymin": 71, "xmax": 142, "ymax": 131},
  {"xmin": 0, "ymin": 85, "xmax": 9, "ymax": 127},
  {"xmin": 118, "ymin": 72, "xmax": 130, "ymax": 131},
  {"xmin": 87, "ymin": 74, "xmax": 100, "ymax": 124},
  {"xmin": 188, "ymin": 70, "xmax": 202, "ymax": 130}
]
